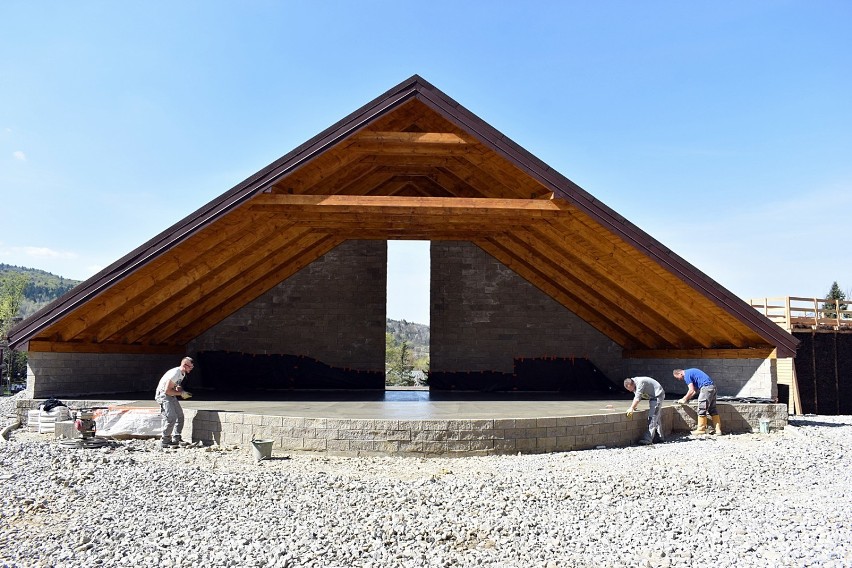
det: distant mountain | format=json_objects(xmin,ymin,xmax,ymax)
[
  {"xmin": 386, "ymin": 317, "xmax": 429, "ymax": 360},
  {"xmin": 0, "ymin": 264, "xmax": 82, "ymax": 319}
]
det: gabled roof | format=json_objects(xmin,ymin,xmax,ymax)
[{"xmin": 8, "ymin": 75, "xmax": 798, "ymax": 357}]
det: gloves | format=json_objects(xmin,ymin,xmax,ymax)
[
  {"xmin": 676, "ymin": 399, "xmax": 686, "ymax": 405},
  {"xmin": 180, "ymin": 391, "xmax": 193, "ymax": 400},
  {"xmin": 626, "ymin": 409, "xmax": 633, "ymax": 419}
]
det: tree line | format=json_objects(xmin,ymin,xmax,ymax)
[{"xmin": 385, "ymin": 318, "xmax": 429, "ymax": 386}]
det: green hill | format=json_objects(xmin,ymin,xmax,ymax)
[
  {"xmin": 0, "ymin": 264, "xmax": 82, "ymax": 319},
  {"xmin": 386, "ymin": 318, "xmax": 429, "ymax": 360}
]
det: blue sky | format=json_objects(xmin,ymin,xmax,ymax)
[{"xmin": 2, "ymin": 1, "xmax": 850, "ymax": 326}]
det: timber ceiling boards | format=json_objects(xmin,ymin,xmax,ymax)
[{"xmin": 8, "ymin": 75, "xmax": 798, "ymax": 357}]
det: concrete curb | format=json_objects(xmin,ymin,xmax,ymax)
[{"xmin": 1, "ymin": 420, "xmax": 21, "ymax": 443}]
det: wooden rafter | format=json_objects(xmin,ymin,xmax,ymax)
[{"xmin": 12, "ymin": 77, "xmax": 795, "ymax": 359}]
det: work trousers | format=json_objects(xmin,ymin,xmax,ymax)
[
  {"xmin": 643, "ymin": 394, "xmax": 665, "ymax": 443},
  {"xmin": 697, "ymin": 385, "xmax": 718, "ymax": 417},
  {"xmin": 160, "ymin": 396, "xmax": 184, "ymax": 441}
]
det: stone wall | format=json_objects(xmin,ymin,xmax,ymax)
[
  {"xmin": 24, "ymin": 240, "xmax": 386, "ymax": 397},
  {"xmin": 26, "ymin": 352, "xmax": 176, "ymax": 398},
  {"xmin": 430, "ymin": 241, "xmax": 623, "ymax": 381},
  {"xmin": 189, "ymin": 240, "xmax": 387, "ymax": 372},
  {"xmin": 624, "ymin": 357, "xmax": 775, "ymax": 399},
  {"xmin": 183, "ymin": 402, "xmax": 787, "ymax": 457}
]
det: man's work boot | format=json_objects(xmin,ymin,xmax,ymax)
[
  {"xmin": 161, "ymin": 438, "xmax": 177, "ymax": 448},
  {"xmin": 711, "ymin": 415, "xmax": 723, "ymax": 435},
  {"xmin": 691, "ymin": 415, "xmax": 708, "ymax": 436}
]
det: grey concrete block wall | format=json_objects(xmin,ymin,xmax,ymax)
[
  {"xmin": 26, "ymin": 352, "xmax": 177, "ymax": 398},
  {"xmin": 189, "ymin": 240, "xmax": 387, "ymax": 372},
  {"xmin": 185, "ymin": 403, "xmax": 786, "ymax": 457},
  {"xmin": 624, "ymin": 358, "xmax": 775, "ymax": 399},
  {"xmin": 430, "ymin": 241, "xmax": 623, "ymax": 380}
]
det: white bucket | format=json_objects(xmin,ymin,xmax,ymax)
[
  {"xmin": 759, "ymin": 419, "xmax": 770, "ymax": 434},
  {"xmin": 251, "ymin": 439, "xmax": 274, "ymax": 461}
]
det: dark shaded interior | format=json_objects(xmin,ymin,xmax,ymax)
[
  {"xmin": 793, "ymin": 331, "xmax": 852, "ymax": 415},
  {"xmin": 194, "ymin": 351, "xmax": 622, "ymax": 395}
]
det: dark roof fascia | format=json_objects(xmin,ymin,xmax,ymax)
[
  {"xmin": 8, "ymin": 76, "xmax": 428, "ymax": 348},
  {"xmin": 410, "ymin": 81, "xmax": 799, "ymax": 357}
]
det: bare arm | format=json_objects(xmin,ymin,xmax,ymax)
[
  {"xmin": 679, "ymin": 383, "xmax": 697, "ymax": 404},
  {"xmin": 164, "ymin": 380, "xmax": 184, "ymax": 397}
]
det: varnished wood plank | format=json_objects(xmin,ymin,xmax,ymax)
[
  {"xmin": 265, "ymin": 140, "xmax": 366, "ymax": 194},
  {"xmin": 84, "ymin": 220, "xmax": 304, "ymax": 343},
  {"xmin": 556, "ymin": 203, "xmax": 765, "ymax": 343},
  {"xmin": 532, "ymin": 219, "xmax": 750, "ymax": 347},
  {"xmin": 364, "ymin": 176, "xmax": 458, "ymax": 198},
  {"xmin": 478, "ymin": 238, "xmax": 663, "ymax": 347},
  {"xmin": 280, "ymin": 161, "xmax": 381, "ymax": 196},
  {"xmin": 47, "ymin": 207, "xmax": 270, "ymax": 342},
  {"xmin": 58, "ymin": 210, "xmax": 295, "ymax": 342},
  {"xmin": 27, "ymin": 340, "xmax": 185, "ymax": 354},
  {"xmin": 151, "ymin": 235, "xmax": 343, "ymax": 345},
  {"xmin": 352, "ymin": 132, "xmax": 471, "ymax": 144},
  {"xmin": 347, "ymin": 139, "xmax": 475, "ymax": 156},
  {"xmin": 623, "ymin": 348, "xmax": 775, "ymax": 359},
  {"xmin": 489, "ymin": 231, "xmax": 692, "ymax": 348},
  {"xmin": 112, "ymin": 230, "xmax": 325, "ymax": 343},
  {"xmin": 248, "ymin": 194, "xmax": 562, "ymax": 213},
  {"xmin": 332, "ymin": 229, "xmax": 508, "ymax": 240},
  {"xmin": 362, "ymin": 98, "xmax": 433, "ymax": 132},
  {"xmin": 520, "ymin": 225, "xmax": 718, "ymax": 348},
  {"xmin": 458, "ymin": 149, "xmax": 551, "ymax": 199}
]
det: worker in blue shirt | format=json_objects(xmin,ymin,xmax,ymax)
[{"xmin": 673, "ymin": 368, "xmax": 722, "ymax": 436}]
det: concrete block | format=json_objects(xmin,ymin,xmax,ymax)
[{"xmin": 54, "ymin": 421, "xmax": 81, "ymax": 440}]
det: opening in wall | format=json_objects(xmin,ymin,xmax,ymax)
[{"xmin": 385, "ymin": 240, "xmax": 430, "ymax": 388}]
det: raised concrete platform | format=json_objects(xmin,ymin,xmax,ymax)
[{"xmin": 15, "ymin": 391, "xmax": 788, "ymax": 457}]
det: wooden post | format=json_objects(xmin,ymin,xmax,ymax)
[
  {"xmin": 791, "ymin": 364, "xmax": 802, "ymax": 415},
  {"xmin": 784, "ymin": 296, "xmax": 791, "ymax": 331}
]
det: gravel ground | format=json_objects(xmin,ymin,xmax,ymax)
[{"xmin": 1, "ymin": 393, "xmax": 850, "ymax": 568}]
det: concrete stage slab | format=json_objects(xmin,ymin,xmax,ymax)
[
  {"xmin": 123, "ymin": 390, "xmax": 636, "ymax": 420},
  {"xmin": 16, "ymin": 390, "xmax": 788, "ymax": 457}
]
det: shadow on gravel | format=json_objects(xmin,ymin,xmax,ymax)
[
  {"xmin": 788, "ymin": 419, "xmax": 849, "ymax": 428},
  {"xmin": 257, "ymin": 455, "xmax": 291, "ymax": 462}
]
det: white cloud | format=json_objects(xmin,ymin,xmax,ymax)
[
  {"xmin": 12, "ymin": 150, "xmax": 26, "ymax": 161},
  {"xmin": 22, "ymin": 246, "xmax": 77, "ymax": 260}
]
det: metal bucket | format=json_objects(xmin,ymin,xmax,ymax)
[{"xmin": 251, "ymin": 439, "xmax": 274, "ymax": 461}]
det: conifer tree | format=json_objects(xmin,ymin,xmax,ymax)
[{"xmin": 822, "ymin": 281, "xmax": 848, "ymax": 319}]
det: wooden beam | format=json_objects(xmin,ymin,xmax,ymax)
[
  {"xmin": 458, "ymin": 148, "xmax": 551, "ymax": 199},
  {"xmin": 477, "ymin": 238, "xmax": 660, "ymax": 349},
  {"xmin": 119, "ymin": 230, "xmax": 334, "ymax": 344},
  {"xmin": 352, "ymin": 132, "xmax": 470, "ymax": 144},
  {"xmin": 536, "ymin": 217, "xmax": 754, "ymax": 348},
  {"xmin": 27, "ymin": 340, "xmax": 186, "ymax": 354},
  {"xmin": 474, "ymin": 239, "xmax": 642, "ymax": 349},
  {"xmin": 248, "ymin": 194, "xmax": 563, "ymax": 215},
  {"xmin": 163, "ymin": 236, "xmax": 345, "ymax": 345},
  {"xmin": 489, "ymin": 231, "xmax": 689, "ymax": 348},
  {"xmin": 266, "ymin": 216, "xmax": 543, "ymax": 232},
  {"xmin": 70, "ymin": 215, "xmax": 301, "ymax": 343},
  {"xmin": 46, "ymin": 208, "xmax": 280, "ymax": 343},
  {"xmin": 520, "ymin": 225, "xmax": 716, "ymax": 348},
  {"xmin": 332, "ymin": 229, "xmax": 506, "ymax": 240},
  {"xmin": 348, "ymin": 139, "xmax": 473, "ymax": 156},
  {"xmin": 623, "ymin": 348, "xmax": 775, "ymax": 359}
]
